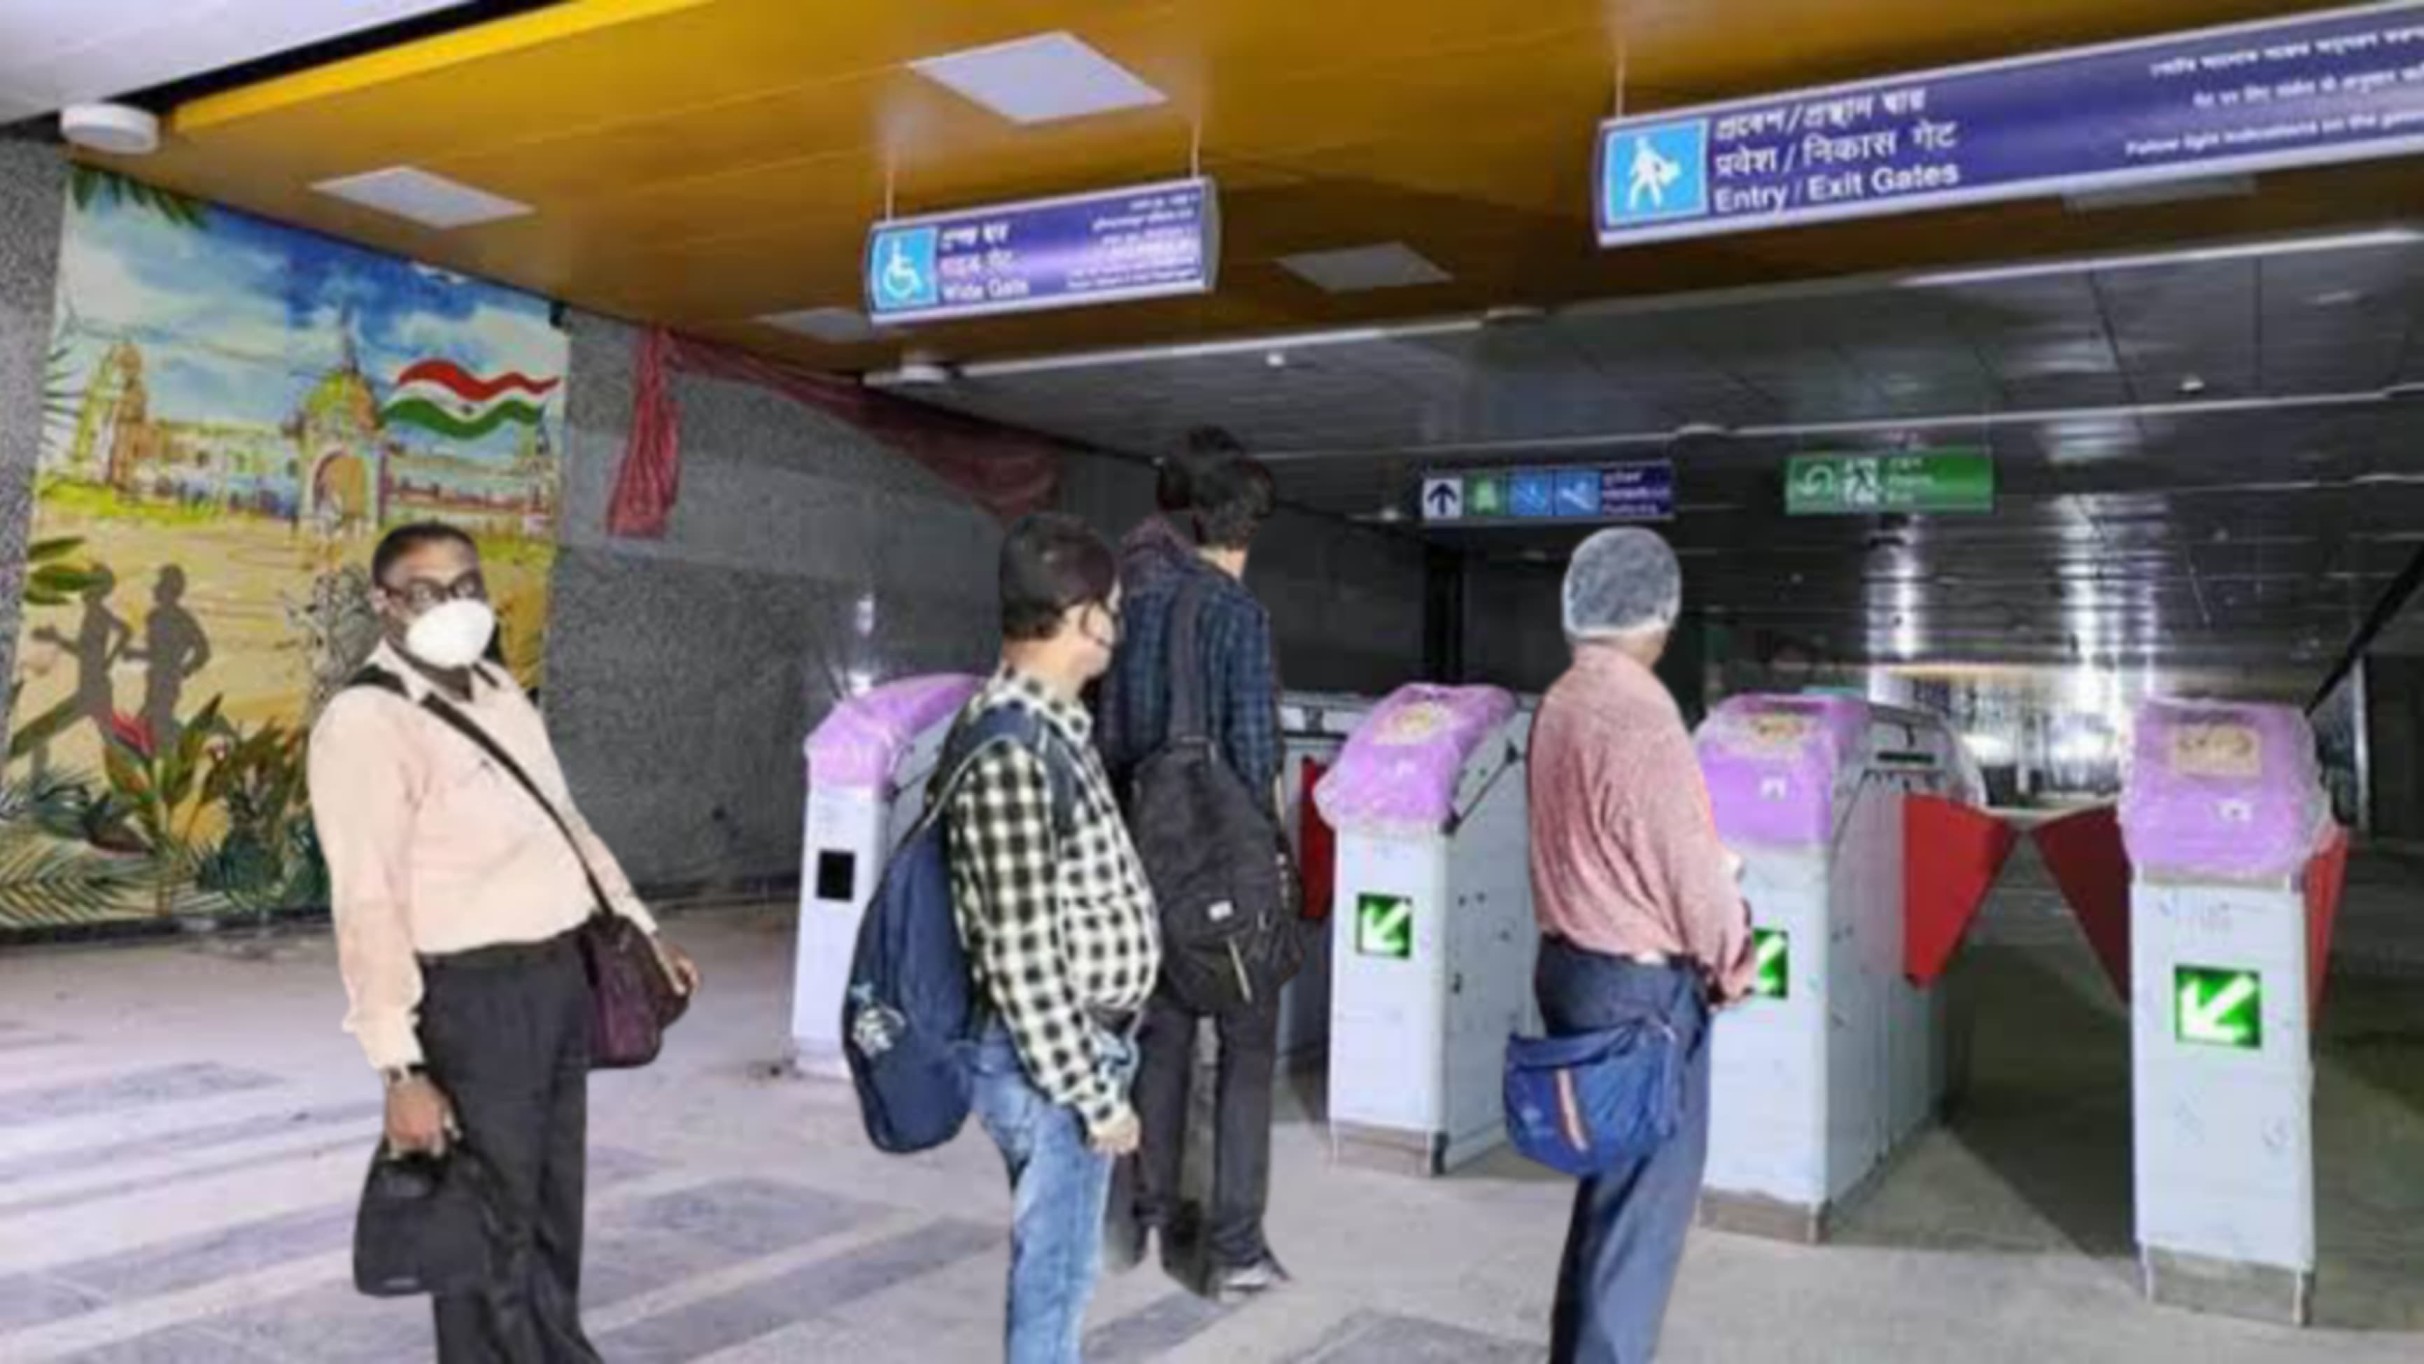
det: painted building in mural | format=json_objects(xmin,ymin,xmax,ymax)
[{"xmin": 0, "ymin": 169, "xmax": 570, "ymax": 934}]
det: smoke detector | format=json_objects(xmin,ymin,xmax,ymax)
[{"xmin": 61, "ymin": 103, "xmax": 160, "ymax": 156}]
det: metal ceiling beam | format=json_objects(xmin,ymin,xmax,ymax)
[
  {"xmin": 2308, "ymin": 542, "xmax": 2424, "ymax": 712},
  {"xmin": 1253, "ymin": 385, "xmax": 2423, "ymax": 464}
]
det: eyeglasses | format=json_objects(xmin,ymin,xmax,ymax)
[{"xmin": 386, "ymin": 572, "xmax": 489, "ymax": 613}]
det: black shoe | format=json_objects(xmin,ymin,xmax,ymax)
[{"xmin": 1212, "ymin": 1253, "xmax": 1291, "ymax": 1304}]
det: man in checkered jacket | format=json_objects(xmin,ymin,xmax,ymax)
[{"xmin": 948, "ymin": 513, "xmax": 1161, "ymax": 1364}]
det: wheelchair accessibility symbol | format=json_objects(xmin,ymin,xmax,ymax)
[
  {"xmin": 1602, "ymin": 120, "xmax": 1710, "ymax": 228},
  {"xmin": 868, "ymin": 226, "xmax": 941, "ymax": 313}
]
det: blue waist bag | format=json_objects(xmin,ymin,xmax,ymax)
[{"xmin": 1503, "ymin": 1017, "xmax": 1683, "ymax": 1178}]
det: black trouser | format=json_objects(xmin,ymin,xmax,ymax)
[
  {"xmin": 1132, "ymin": 982, "xmax": 1280, "ymax": 1268},
  {"xmin": 417, "ymin": 931, "xmax": 600, "ymax": 1364}
]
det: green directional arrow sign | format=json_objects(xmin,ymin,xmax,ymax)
[
  {"xmin": 1356, "ymin": 893, "xmax": 1415, "ymax": 960},
  {"xmin": 1750, "ymin": 927, "xmax": 1789, "ymax": 1000},
  {"xmin": 2174, "ymin": 965, "xmax": 2262, "ymax": 1050}
]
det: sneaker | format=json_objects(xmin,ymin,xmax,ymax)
[{"xmin": 1212, "ymin": 1254, "xmax": 1292, "ymax": 1303}]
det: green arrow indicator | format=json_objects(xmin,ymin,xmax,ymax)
[
  {"xmin": 1751, "ymin": 928, "xmax": 1789, "ymax": 1000},
  {"xmin": 1356, "ymin": 893, "xmax": 1414, "ymax": 960},
  {"xmin": 2174, "ymin": 966, "xmax": 2262, "ymax": 1050}
]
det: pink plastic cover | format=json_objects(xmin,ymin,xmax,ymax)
[
  {"xmin": 2120, "ymin": 698, "xmax": 2331, "ymax": 882},
  {"xmin": 804, "ymin": 674, "xmax": 984, "ymax": 792},
  {"xmin": 1313, "ymin": 684, "xmax": 1517, "ymax": 837},
  {"xmin": 1695, "ymin": 695, "xmax": 1868, "ymax": 849}
]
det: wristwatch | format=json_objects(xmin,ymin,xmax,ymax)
[{"xmin": 380, "ymin": 1064, "xmax": 426, "ymax": 1090}]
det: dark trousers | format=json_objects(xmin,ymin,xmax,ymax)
[
  {"xmin": 1536, "ymin": 939, "xmax": 1713, "ymax": 1364},
  {"xmin": 417, "ymin": 931, "xmax": 600, "ymax": 1364},
  {"xmin": 1132, "ymin": 983, "xmax": 1279, "ymax": 1267}
]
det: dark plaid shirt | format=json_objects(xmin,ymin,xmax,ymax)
[
  {"xmin": 947, "ymin": 669, "xmax": 1159, "ymax": 1132},
  {"xmin": 1096, "ymin": 555, "xmax": 1282, "ymax": 807}
]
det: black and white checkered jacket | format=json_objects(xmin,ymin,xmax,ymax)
[{"xmin": 946, "ymin": 668, "xmax": 1160, "ymax": 1132}]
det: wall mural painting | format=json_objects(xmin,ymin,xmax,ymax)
[{"xmin": 3, "ymin": 169, "xmax": 568, "ymax": 933}]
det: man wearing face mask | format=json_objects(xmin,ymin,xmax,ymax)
[
  {"xmin": 950, "ymin": 514, "xmax": 1161, "ymax": 1363},
  {"xmin": 309, "ymin": 522, "xmax": 700, "ymax": 1362}
]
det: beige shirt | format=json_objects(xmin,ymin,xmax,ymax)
[
  {"xmin": 308, "ymin": 642, "xmax": 656, "ymax": 1069},
  {"xmin": 1529, "ymin": 647, "xmax": 1754, "ymax": 997}
]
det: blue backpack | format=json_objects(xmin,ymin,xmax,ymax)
[{"xmin": 842, "ymin": 705, "xmax": 1073, "ymax": 1154}]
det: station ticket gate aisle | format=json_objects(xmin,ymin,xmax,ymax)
[
  {"xmin": 1694, "ymin": 694, "xmax": 1989, "ymax": 1242},
  {"xmin": 1274, "ymin": 693, "xmax": 1373, "ymax": 1062},
  {"xmin": 789, "ymin": 674, "xmax": 981, "ymax": 1077},
  {"xmin": 1314, "ymin": 684, "xmax": 1534, "ymax": 1176},
  {"xmin": 2120, "ymin": 699, "xmax": 2345, "ymax": 1326},
  {"xmin": 793, "ymin": 681, "xmax": 1364, "ymax": 1079}
]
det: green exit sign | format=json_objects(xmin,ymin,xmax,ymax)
[
  {"xmin": 1751, "ymin": 928, "xmax": 1789, "ymax": 999},
  {"xmin": 1787, "ymin": 448, "xmax": 1994, "ymax": 516},
  {"xmin": 2174, "ymin": 965, "xmax": 2262, "ymax": 1050},
  {"xmin": 1355, "ymin": 893, "xmax": 1414, "ymax": 960}
]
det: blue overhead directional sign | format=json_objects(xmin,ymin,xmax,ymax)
[
  {"xmin": 868, "ymin": 178, "xmax": 1218, "ymax": 324},
  {"xmin": 1600, "ymin": 462, "xmax": 1675, "ymax": 521},
  {"xmin": 1509, "ymin": 473, "xmax": 1557, "ymax": 519},
  {"xmin": 1554, "ymin": 470, "xmax": 1603, "ymax": 518},
  {"xmin": 1422, "ymin": 462, "xmax": 1674, "ymax": 525},
  {"xmin": 1596, "ymin": 3, "xmax": 2424, "ymax": 247}
]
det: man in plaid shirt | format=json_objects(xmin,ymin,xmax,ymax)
[
  {"xmin": 1096, "ymin": 453, "xmax": 1291, "ymax": 1301},
  {"xmin": 949, "ymin": 514, "xmax": 1160, "ymax": 1364}
]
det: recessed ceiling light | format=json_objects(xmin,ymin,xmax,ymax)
[
  {"xmin": 1279, "ymin": 243, "xmax": 1453, "ymax": 293},
  {"xmin": 910, "ymin": 32, "xmax": 1164, "ymax": 125},
  {"xmin": 311, "ymin": 167, "xmax": 529, "ymax": 229},
  {"xmin": 2178, "ymin": 374, "xmax": 2208, "ymax": 395},
  {"xmin": 2310, "ymin": 289, "xmax": 2365, "ymax": 307},
  {"xmin": 759, "ymin": 307, "xmax": 875, "ymax": 344}
]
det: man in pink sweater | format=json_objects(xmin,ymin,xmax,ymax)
[{"xmin": 1528, "ymin": 527, "xmax": 1754, "ymax": 1363}]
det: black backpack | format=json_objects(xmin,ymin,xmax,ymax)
[
  {"xmin": 1127, "ymin": 580, "xmax": 1301, "ymax": 1013},
  {"xmin": 842, "ymin": 705, "xmax": 1074, "ymax": 1154}
]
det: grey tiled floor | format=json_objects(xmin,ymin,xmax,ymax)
[{"xmin": 0, "ymin": 881, "xmax": 2418, "ymax": 1362}]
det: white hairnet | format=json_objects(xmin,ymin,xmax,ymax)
[{"xmin": 1563, "ymin": 528, "xmax": 1683, "ymax": 640}]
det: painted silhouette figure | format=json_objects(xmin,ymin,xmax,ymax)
[
  {"xmin": 126, "ymin": 566, "xmax": 212, "ymax": 745},
  {"xmin": 30, "ymin": 567, "xmax": 132, "ymax": 743}
]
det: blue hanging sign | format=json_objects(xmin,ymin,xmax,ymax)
[
  {"xmin": 1423, "ymin": 461, "xmax": 1674, "ymax": 525},
  {"xmin": 868, "ymin": 178, "xmax": 1218, "ymax": 324},
  {"xmin": 1596, "ymin": 3, "xmax": 2424, "ymax": 247}
]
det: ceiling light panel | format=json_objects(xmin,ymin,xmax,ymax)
[
  {"xmin": 1280, "ymin": 243, "xmax": 1454, "ymax": 293},
  {"xmin": 759, "ymin": 307, "xmax": 875, "ymax": 343},
  {"xmin": 910, "ymin": 32, "xmax": 1163, "ymax": 124},
  {"xmin": 311, "ymin": 166, "xmax": 530, "ymax": 229}
]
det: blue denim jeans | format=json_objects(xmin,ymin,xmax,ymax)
[
  {"xmin": 1536, "ymin": 939, "xmax": 1713, "ymax": 1364},
  {"xmin": 967, "ymin": 1023, "xmax": 1134, "ymax": 1364}
]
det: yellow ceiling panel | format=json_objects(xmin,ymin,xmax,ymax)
[
  {"xmin": 172, "ymin": 1, "xmax": 1157, "ymax": 176},
  {"xmin": 93, "ymin": 0, "xmax": 2408, "ymax": 374}
]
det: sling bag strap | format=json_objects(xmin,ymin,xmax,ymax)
[{"xmin": 349, "ymin": 665, "xmax": 612, "ymax": 918}]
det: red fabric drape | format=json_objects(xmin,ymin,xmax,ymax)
[
  {"xmin": 606, "ymin": 327, "xmax": 682, "ymax": 538},
  {"xmin": 608, "ymin": 327, "xmax": 1062, "ymax": 538}
]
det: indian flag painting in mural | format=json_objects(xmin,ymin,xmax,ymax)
[{"xmin": 1, "ymin": 168, "xmax": 568, "ymax": 933}]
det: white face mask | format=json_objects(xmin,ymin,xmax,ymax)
[{"xmin": 404, "ymin": 599, "xmax": 497, "ymax": 671}]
